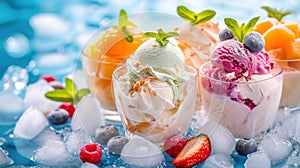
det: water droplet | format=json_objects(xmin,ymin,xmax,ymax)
[{"xmin": 4, "ymin": 33, "xmax": 30, "ymax": 58}]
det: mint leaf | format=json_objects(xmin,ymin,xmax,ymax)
[
  {"xmin": 113, "ymin": 9, "xmax": 136, "ymax": 43},
  {"xmin": 177, "ymin": 6, "xmax": 196, "ymax": 23},
  {"xmin": 224, "ymin": 18, "xmax": 241, "ymax": 41},
  {"xmin": 65, "ymin": 78, "xmax": 77, "ymax": 96},
  {"xmin": 177, "ymin": 5, "xmax": 216, "ymax": 25},
  {"xmin": 244, "ymin": 16, "xmax": 260, "ymax": 36},
  {"xmin": 144, "ymin": 32, "xmax": 158, "ymax": 38},
  {"xmin": 45, "ymin": 78, "xmax": 90, "ymax": 105},
  {"xmin": 144, "ymin": 29, "xmax": 178, "ymax": 47},
  {"xmin": 119, "ymin": 9, "xmax": 127, "ymax": 27},
  {"xmin": 45, "ymin": 90, "xmax": 73, "ymax": 102},
  {"xmin": 193, "ymin": 10, "xmax": 216, "ymax": 25},
  {"xmin": 74, "ymin": 88, "xmax": 91, "ymax": 104},
  {"xmin": 224, "ymin": 16, "xmax": 260, "ymax": 43},
  {"xmin": 122, "ymin": 26, "xmax": 133, "ymax": 43},
  {"xmin": 261, "ymin": 6, "xmax": 295, "ymax": 21}
]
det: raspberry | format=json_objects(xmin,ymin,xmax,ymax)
[
  {"xmin": 163, "ymin": 135, "xmax": 187, "ymax": 158},
  {"xmin": 40, "ymin": 75, "xmax": 56, "ymax": 83},
  {"xmin": 80, "ymin": 143, "xmax": 102, "ymax": 164},
  {"xmin": 59, "ymin": 102, "xmax": 75, "ymax": 117}
]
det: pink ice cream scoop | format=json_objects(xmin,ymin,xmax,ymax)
[
  {"xmin": 203, "ymin": 38, "xmax": 275, "ymax": 110},
  {"xmin": 210, "ymin": 38, "xmax": 274, "ymax": 81}
]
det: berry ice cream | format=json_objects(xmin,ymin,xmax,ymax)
[{"xmin": 200, "ymin": 17, "xmax": 283, "ymax": 138}]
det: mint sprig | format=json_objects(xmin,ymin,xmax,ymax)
[
  {"xmin": 45, "ymin": 78, "xmax": 90, "ymax": 105},
  {"xmin": 261, "ymin": 6, "xmax": 295, "ymax": 21},
  {"xmin": 144, "ymin": 29, "xmax": 179, "ymax": 47},
  {"xmin": 224, "ymin": 16, "xmax": 260, "ymax": 43},
  {"xmin": 177, "ymin": 6, "xmax": 216, "ymax": 25},
  {"xmin": 112, "ymin": 9, "xmax": 136, "ymax": 43}
]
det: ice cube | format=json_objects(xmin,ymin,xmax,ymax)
[
  {"xmin": 24, "ymin": 80, "xmax": 60, "ymax": 112},
  {"xmin": 1, "ymin": 65, "xmax": 28, "ymax": 95},
  {"xmin": 0, "ymin": 148, "xmax": 13, "ymax": 167},
  {"xmin": 81, "ymin": 162, "xmax": 99, "ymax": 168},
  {"xmin": 273, "ymin": 111, "xmax": 300, "ymax": 142},
  {"xmin": 203, "ymin": 154, "xmax": 234, "ymax": 168},
  {"xmin": 282, "ymin": 155, "xmax": 300, "ymax": 168},
  {"xmin": 121, "ymin": 135, "xmax": 165, "ymax": 167},
  {"xmin": 14, "ymin": 127, "xmax": 62, "ymax": 158},
  {"xmin": 13, "ymin": 106, "xmax": 48, "ymax": 140},
  {"xmin": 64, "ymin": 129, "xmax": 92, "ymax": 155},
  {"xmin": 260, "ymin": 133, "xmax": 293, "ymax": 165},
  {"xmin": 67, "ymin": 70, "xmax": 88, "ymax": 89},
  {"xmin": 0, "ymin": 91, "xmax": 25, "ymax": 124},
  {"xmin": 200, "ymin": 121, "xmax": 236, "ymax": 155},
  {"xmin": 71, "ymin": 94, "xmax": 105, "ymax": 135},
  {"xmin": 4, "ymin": 33, "xmax": 30, "ymax": 58},
  {"xmin": 244, "ymin": 151, "xmax": 271, "ymax": 168},
  {"xmin": 33, "ymin": 140, "xmax": 75, "ymax": 167}
]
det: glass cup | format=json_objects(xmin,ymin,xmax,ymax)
[
  {"xmin": 273, "ymin": 58, "xmax": 300, "ymax": 108},
  {"xmin": 199, "ymin": 62, "xmax": 283, "ymax": 138},
  {"xmin": 81, "ymin": 12, "xmax": 205, "ymax": 123},
  {"xmin": 112, "ymin": 65, "xmax": 198, "ymax": 144},
  {"xmin": 81, "ymin": 33, "xmax": 147, "ymax": 122}
]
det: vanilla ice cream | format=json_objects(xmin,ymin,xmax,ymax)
[{"xmin": 113, "ymin": 37, "xmax": 198, "ymax": 143}]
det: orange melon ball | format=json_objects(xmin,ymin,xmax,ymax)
[
  {"xmin": 254, "ymin": 18, "xmax": 280, "ymax": 35},
  {"xmin": 263, "ymin": 24, "xmax": 296, "ymax": 51}
]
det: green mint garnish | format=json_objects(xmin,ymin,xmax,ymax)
[
  {"xmin": 144, "ymin": 28, "xmax": 179, "ymax": 47},
  {"xmin": 261, "ymin": 6, "xmax": 295, "ymax": 21},
  {"xmin": 45, "ymin": 78, "xmax": 90, "ymax": 105},
  {"xmin": 224, "ymin": 16, "xmax": 260, "ymax": 43},
  {"xmin": 177, "ymin": 6, "xmax": 216, "ymax": 25},
  {"xmin": 113, "ymin": 9, "xmax": 136, "ymax": 43}
]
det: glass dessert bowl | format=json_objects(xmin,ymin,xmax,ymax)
[
  {"xmin": 200, "ymin": 62, "xmax": 283, "ymax": 138},
  {"xmin": 200, "ymin": 16, "xmax": 284, "ymax": 138},
  {"xmin": 81, "ymin": 10, "xmax": 217, "ymax": 122},
  {"xmin": 111, "ymin": 27, "xmax": 200, "ymax": 143}
]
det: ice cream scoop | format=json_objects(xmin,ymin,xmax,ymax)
[{"xmin": 210, "ymin": 39, "xmax": 274, "ymax": 81}]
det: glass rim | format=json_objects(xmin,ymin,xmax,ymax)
[
  {"xmin": 199, "ymin": 62, "xmax": 283, "ymax": 85},
  {"xmin": 81, "ymin": 51, "xmax": 126, "ymax": 66},
  {"xmin": 112, "ymin": 64, "xmax": 199, "ymax": 88},
  {"xmin": 271, "ymin": 58, "xmax": 300, "ymax": 63}
]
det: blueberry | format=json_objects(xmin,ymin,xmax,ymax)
[
  {"xmin": 107, "ymin": 136, "xmax": 129, "ymax": 154},
  {"xmin": 219, "ymin": 28, "xmax": 234, "ymax": 41},
  {"xmin": 94, "ymin": 125, "xmax": 119, "ymax": 145},
  {"xmin": 47, "ymin": 109, "xmax": 69, "ymax": 125},
  {"xmin": 235, "ymin": 138, "xmax": 258, "ymax": 156},
  {"xmin": 244, "ymin": 32, "xmax": 265, "ymax": 52}
]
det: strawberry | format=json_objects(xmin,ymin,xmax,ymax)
[
  {"xmin": 173, "ymin": 134, "xmax": 211, "ymax": 168},
  {"xmin": 80, "ymin": 143, "xmax": 102, "ymax": 164},
  {"xmin": 163, "ymin": 135, "xmax": 187, "ymax": 158},
  {"xmin": 59, "ymin": 102, "xmax": 75, "ymax": 117}
]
